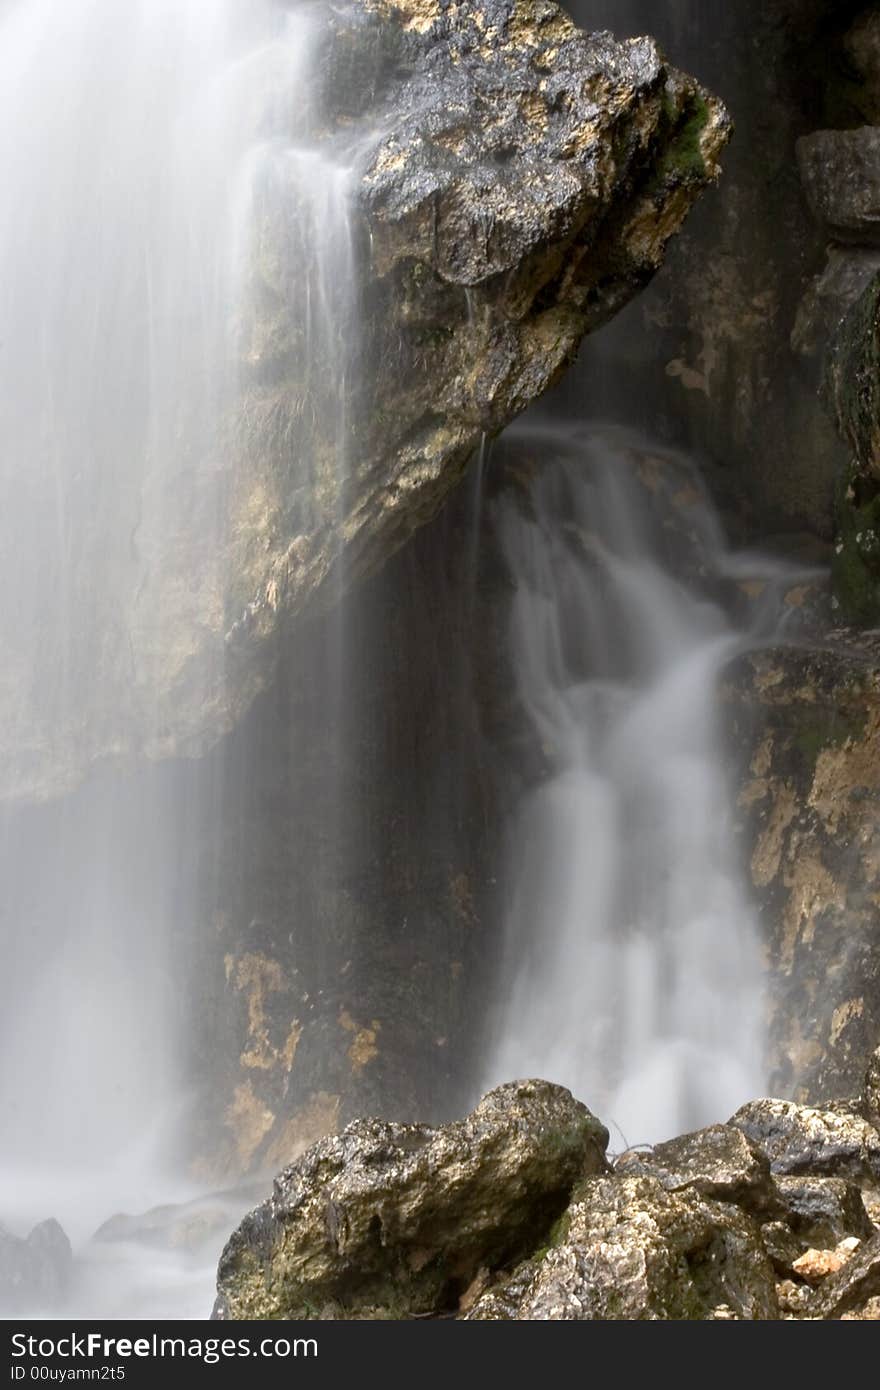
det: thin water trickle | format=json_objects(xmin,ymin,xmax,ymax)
[{"xmin": 481, "ymin": 425, "xmax": 809, "ymax": 1148}]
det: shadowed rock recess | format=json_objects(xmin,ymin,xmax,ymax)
[
  {"xmin": 213, "ymin": 1072, "xmax": 880, "ymax": 1320},
  {"xmin": 0, "ymin": 0, "xmax": 729, "ymax": 803}
]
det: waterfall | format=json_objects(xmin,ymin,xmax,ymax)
[
  {"xmin": 0, "ymin": 0, "xmax": 823, "ymax": 1325},
  {"xmin": 0, "ymin": 0, "xmax": 360, "ymax": 1315},
  {"xmin": 481, "ymin": 424, "xmax": 799, "ymax": 1147}
]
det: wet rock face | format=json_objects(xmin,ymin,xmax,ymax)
[
  {"xmin": 213, "ymin": 1080, "xmax": 609, "ymax": 1319},
  {"xmin": 722, "ymin": 638, "xmax": 880, "ymax": 1104},
  {"xmin": 0, "ymin": 0, "xmax": 729, "ymax": 804},
  {"xmin": 0, "ymin": 1219, "xmax": 72, "ymax": 1315},
  {"xmin": 797, "ymin": 129, "xmax": 880, "ymax": 246}
]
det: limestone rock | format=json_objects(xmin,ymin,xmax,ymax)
[
  {"xmin": 0, "ymin": 0, "xmax": 730, "ymax": 803},
  {"xmin": 467, "ymin": 1176, "xmax": 779, "ymax": 1321},
  {"xmin": 729, "ymin": 1098, "xmax": 880, "ymax": 1185},
  {"xmin": 0, "ymin": 1219, "xmax": 72, "ymax": 1314},
  {"xmin": 614, "ymin": 1123, "xmax": 779, "ymax": 1217},
  {"xmin": 774, "ymin": 1175, "xmax": 874, "ymax": 1248},
  {"xmin": 213, "ymin": 1080, "xmax": 609, "ymax": 1319},
  {"xmin": 797, "ymin": 128, "xmax": 880, "ymax": 245}
]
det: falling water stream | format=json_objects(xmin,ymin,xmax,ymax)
[
  {"xmin": 0, "ymin": 0, "xmax": 819, "ymax": 1323},
  {"xmin": 480, "ymin": 426, "xmax": 809, "ymax": 1147},
  {"xmin": 0, "ymin": 0, "xmax": 360, "ymax": 1318}
]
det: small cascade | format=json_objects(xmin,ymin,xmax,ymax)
[{"xmin": 482, "ymin": 425, "xmax": 804, "ymax": 1146}]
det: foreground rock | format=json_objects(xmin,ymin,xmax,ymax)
[
  {"xmin": 214, "ymin": 1080, "xmax": 880, "ymax": 1321},
  {"xmin": 811, "ymin": 1232, "xmax": 880, "ymax": 1319},
  {"xmin": 730, "ymin": 1098, "xmax": 880, "ymax": 1185},
  {"xmin": 614, "ymin": 1123, "xmax": 779, "ymax": 1218},
  {"xmin": 213, "ymin": 1081, "xmax": 609, "ymax": 1319},
  {"xmin": 0, "ymin": 1219, "xmax": 72, "ymax": 1314},
  {"xmin": 466, "ymin": 1176, "xmax": 778, "ymax": 1320},
  {"xmin": 0, "ymin": 0, "xmax": 729, "ymax": 803},
  {"xmin": 774, "ymin": 1176, "xmax": 873, "ymax": 1248}
]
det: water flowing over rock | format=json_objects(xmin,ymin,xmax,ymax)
[{"xmin": 0, "ymin": 0, "xmax": 729, "ymax": 804}]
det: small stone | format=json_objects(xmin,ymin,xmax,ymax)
[
  {"xmin": 813, "ymin": 1231, "xmax": 880, "ymax": 1319},
  {"xmin": 792, "ymin": 1238, "xmax": 861, "ymax": 1284},
  {"xmin": 776, "ymin": 1278, "xmax": 814, "ymax": 1317}
]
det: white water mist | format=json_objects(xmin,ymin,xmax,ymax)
[{"xmin": 0, "ymin": 0, "xmax": 358, "ymax": 1316}]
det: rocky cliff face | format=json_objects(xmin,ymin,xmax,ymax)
[
  {"xmin": 0, "ymin": 0, "xmax": 729, "ymax": 804},
  {"xmin": 724, "ymin": 632, "xmax": 880, "ymax": 1107}
]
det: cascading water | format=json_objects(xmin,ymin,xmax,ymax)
[
  {"xmin": 0, "ymin": 0, "xmax": 360, "ymax": 1317},
  {"xmin": 0, "ymin": 0, "xmax": 825, "ymax": 1327},
  {"xmin": 481, "ymin": 424, "xmax": 804, "ymax": 1147}
]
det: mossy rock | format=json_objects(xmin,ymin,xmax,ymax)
[{"xmin": 213, "ymin": 1080, "xmax": 609, "ymax": 1320}]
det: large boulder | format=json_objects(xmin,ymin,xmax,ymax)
[
  {"xmin": 213, "ymin": 1080, "xmax": 609, "ymax": 1319},
  {"xmin": 0, "ymin": 0, "xmax": 729, "ymax": 803},
  {"xmin": 467, "ymin": 1176, "xmax": 779, "ymax": 1320}
]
